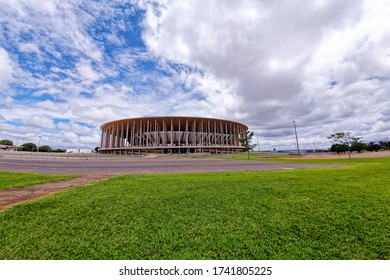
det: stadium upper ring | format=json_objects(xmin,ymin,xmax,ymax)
[{"xmin": 99, "ymin": 116, "xmax": 248, "ymax": 155}]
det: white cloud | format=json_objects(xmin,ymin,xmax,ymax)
[
  {"xmin": 57, "ymin": 121, "xmax": 93, "ymax": 135},
  {"xmin": 36, "ymin": 100, "xmax": 65, "ymax": 112},
  {"xmin": 0, "ymin": 48, "xmax": 15, "ymax": 88},
  {"xmin": 140, "ymin": 0, "xmax": 390, "ymax": 149},
  {"xmin": 3, "ymin": 96, "xmax": 13, "ymax": 105},
  {"xmin": 76, "ymin": 60, "xmax": 102, "ymax": 84},
  {"xmin": 19, "ymin": 42, "xmax": 40, "ymax": 55},
  {"xmin": 79, "ymin": 135, "xmax": 100, "ymax": 146},
  {"xmin": 25, "ymin": 115, "xmax": 55, "ymax": 129},
  {"xmin": 62, "ymin": 131, "xmax": 78, "ymax": 143},
  {"xmin": 1, "ymin": 0, "xmax": 390, "ymax": 150},
  {"xmin": 0, "ymin": 0, "xmax": 103, "ymax": 62}
]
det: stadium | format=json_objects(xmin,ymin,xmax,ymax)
[{"xmin": 99, "ymin": 116, "xmax": 248, "ymax": 155}]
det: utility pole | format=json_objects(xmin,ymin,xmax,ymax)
[
  {"xmin": 292, "ymin": 121, "xmax": 300, "ymax": 159},
  {"xmin": 247, "ymin": 133, "xmax": 250, "ymax": 160},
  {"xmin": 20, "ymin": 138, "xmax": 25, "ymax": 151},
  {"xmin": 37, "ymin": 136, "xmax": 41, "ymax": 153}
]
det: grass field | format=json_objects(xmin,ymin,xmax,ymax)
[
  {"xmin": 0, "ymin": 171, "xmax": 79, "ymax": 190},
  {"xmin": 0, "ymin": 157, "xmax": 389, "ymax": 260}
]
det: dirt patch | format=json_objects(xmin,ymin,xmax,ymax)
[
  {"xmin": 0, "ymin": 174, "xmax": 112, "ymax": 212},
  {"xmin": 302, "ymin": 151, "xmax": 390, "ymax": 159}
]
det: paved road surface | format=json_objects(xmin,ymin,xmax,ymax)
[
  {"xmin": 0, "ymin": 157, "xmax": 342, "ymax": 211},
  {"xmin": 0, "ymin": 157, "xmax": 337, "ymax": 175}
]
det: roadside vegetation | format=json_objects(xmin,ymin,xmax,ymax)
[
  {"xmin": 213, "ymin": 151, "xmax": 390, "ymax": 163},
  {"xmin": 0, "ymin": 171, "xmax": 79, "ymax": 190},
  {"xmin": 0, "ymin": 157, "xmax": 389, "ymax": 260}
]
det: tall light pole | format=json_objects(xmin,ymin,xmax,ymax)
[
  {"xmin": 246, "ymin": 133, "xmax": 250, "ymax": 160},
  {"xmin": 37, "ymin": 136, "xmax": 41, "ymax": 153},
  {"xmin": 292, "ymin": 121, "xmax": 300, "ymax": 159},
  {"xmin": 257, "ymin": 137, "xmax": 260, "ymax": 152}
]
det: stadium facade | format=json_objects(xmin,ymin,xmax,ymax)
[{"xmin": 99, "ymin": 116, "xmax": 248, "ymax": 155}]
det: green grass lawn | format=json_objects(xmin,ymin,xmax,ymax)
[
  {"xmin": 0, "ymin": 158, "xmax": 389, "ymax": 260},
  {"xmin": 0, "ymin": 171, "xmax": 79, "ymax": 190}
]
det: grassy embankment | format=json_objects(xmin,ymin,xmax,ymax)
[
  {"xmin": 0, "ymin": 171, "xmax": 79, "ymax": 190},
  {"xmin": 0, "ymin": 157, "xmax": 389, "ymax": 259}
]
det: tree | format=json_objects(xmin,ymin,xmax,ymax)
[
  {"xmin": 94, "ymin": 146, "xmax": 99, "ymax": 153},
  {"xmin": 19, "ymin": 142, "xmax": 38, "ymax": 152},
  {"xmin": 327, "ymin": 132, "xmax": 361, "ymax": 159},
  {"xmin": 366, "ymin": 144, "xmax": 382, "ymax": 152},
  {"xmin": 350, "ymin": 142, "xmax": 367, "ymax": 153},
  {"xmin": 0, "ymin": 139, "xmax": 13, "ymax": 145},
  {"xmin": 38, "ymin": 145, "xmax": 52, "ymax": 152},
  {"xmin": 239, "ymin": 131, "xmax": 257, "ymax": 159},
  {"xmin": 330, "ymin": 144, "xmax": 349, "ymax": 154},
  {"xmin": 53, "ymin": 148, "xmax": 66, "ymax": 153}
]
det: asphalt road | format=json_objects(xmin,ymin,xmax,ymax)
[{"xmin": 0, "ymin": 157, "xmax": 337, "ymax": 175}]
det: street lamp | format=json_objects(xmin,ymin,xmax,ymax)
[{"xmin": 292, "ymin": 121, "xmax": 300, "ymax": 159}]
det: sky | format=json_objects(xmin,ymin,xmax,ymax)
[{"xmin": 1, "ymin": 0, "xmax": 390, "ymax": 151}]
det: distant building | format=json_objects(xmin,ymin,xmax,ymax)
[
  {"xmin": 66, "ymin": 149, "xmax": 93, "ymax": 153},
  {"xmin": 99, "ymin": 116, "xmax": 248, "ymax": 155},
  {"xmin": 0, "ymin": 144, "xmax": 17, "ymax": 151},
  {"xmin": 369, "ymin": 141, "xmax": 386, "ymax": 146}
]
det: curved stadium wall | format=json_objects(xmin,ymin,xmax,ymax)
[{"xmin": 99, "ymin": 116, "xmax": 248, "ymax": 155}]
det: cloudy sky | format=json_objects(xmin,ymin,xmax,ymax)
[{"xmin": 1, "ymin": 0, "xmax": 389, "ymax": 150}]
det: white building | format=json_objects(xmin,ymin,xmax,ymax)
[{"xmin": 65, "ymin": 148, "xmax": 94, "ymax": 153}]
